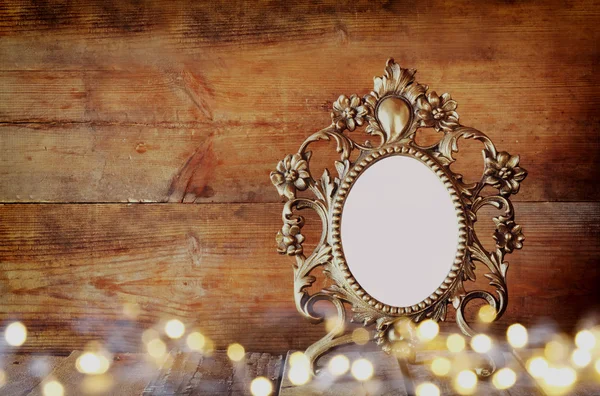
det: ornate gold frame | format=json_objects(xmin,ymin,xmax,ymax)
[{"xmin": 270, "ymin": 59, "xmax": 527, "ymax": 372}]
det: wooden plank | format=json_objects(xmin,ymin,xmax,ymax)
[
  {"xmin": 406, "ymin": 350, "xmax": 455, "ymax": 395},
  {"xmin": 0, "ymin": 114, "xmax": 597, "ymax": 203},
  {"xmin": 0, "ymin": 353, "xmax": 65, "ymax": 395},
  {"xmin": 0, "ymin": 1, "xmax": 597, "ymax": 203},
  {"xmin": 506, "ymin": 351, "xmax": 544, "ymax": 396},
  {"xmin": 280, "ymin": 349, "xmax": 409, "ymax": 395},
  {"xmin": 0, "ymin": 202, "xmax": 596, "ymax": 354},
  {"xmin": 0, "ymin": 64, "xmax": 596, "ymax": 125},
  {"xmin": 231, "ymin": 353, "xmax": 283, "ymax": 396},
  {"xmin": 143, "ymin": 351, "xmax": 282, "ymax": 395},
  {"xmin": 27, "ymin": 351, "xmax": 157, "ymax": 395},
  {"xmin": 143, "ymin": 351, "xmax": 203, "ymax": 395},
  {"xmin": 110, "ymin": 353, "xmax": 163, "ymax": 396},
  {"xmin": 27, "ymin": 351, "xmax": 82, "ymax": 396}
]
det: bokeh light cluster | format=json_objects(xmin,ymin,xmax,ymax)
[{"xmin": 1, "ymin": 309, "xmax": 599, "ymax": 395}]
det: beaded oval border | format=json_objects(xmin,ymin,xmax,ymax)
[{"xmin": 330, "ymin": 144, "xmax": 468, "ymax": 315}]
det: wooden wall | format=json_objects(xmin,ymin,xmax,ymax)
[{"xmin": 0, "ymin": 0, "xmax": 598, "ymax": 354}]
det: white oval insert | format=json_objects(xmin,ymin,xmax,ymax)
[{"xmin": 341, "ymin": 155, "xmax": 460, "ymax": 308}]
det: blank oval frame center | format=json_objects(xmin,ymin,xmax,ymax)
[
  {"xmin": 331, "ymin": 145, "xmax": 468, "ymax": 315},
  {"xmin": 340, "ymin": 153, "xmax": 462, "ymax": 309}
]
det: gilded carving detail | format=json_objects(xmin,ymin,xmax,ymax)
[{"xmin": 270, "ymin": 59, "xmax": 527, "ymax": 373}]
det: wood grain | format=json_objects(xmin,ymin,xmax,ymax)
[
  {"xmin": 0, "ymin": 202, "xmax": 597, "ymax": 354},
  {"xmin": 0, "ymin": 353, "xmax": 66, "ymax": 395},
  {"xmin": 143, "ymin": 351, "xmax": 282, "ymax": 395},
  {"xmin": 280, "ymin": 349, "xmax": 409, "ymax": 396},
  {"xmin": 406, "ymin": 350, "xmax": 542, "ymax": 396},
  {"xmin": 0, "ymin": 0, "xmax": 598, "ymax": 367},
  {"xmin": 0, "ymin": 0, "xmax": 598, "ymax": 202},
  {"xmin": 280, "ymin": 347, "xmax": 574, "ymax": 396},
  {"xmin": 27, "ymin": 351, "xmax": 159, "ymax": 396},
  {"xmin": 0, "ymin": 116, "xmax": 597, "ymax": 203}
]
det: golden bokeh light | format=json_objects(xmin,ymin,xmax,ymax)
[
  {"xmin": 43, "ymin": 380, "xmax": 64, "ymax": 396},
  {"xmin": 227, "ymin": 343, "xmax": 245, "ymax": 362},
  {"xmin": 415, "ymin": 381, "xmax": 440, "ymax": 396},
  {"xmin": 75, "ymin": 352, "xmax": 111, "ymax": 375},
  {"xmin": 492, "ymin": 367, "xmax": 516, "ymax": 390},
  {"xmin": 147, "ymin": 338, "xmax": 167, "ymax": 359},
  {"xmin": 417, "ymin": 320, "xmax": 439, "ymax": 342},
  {"xmin": 574, "ymin": 329, "xmax": 596, "ymax": 351},
  {"xmin": 595, "ymin": 358, "xmax": 600, "ymax": 375},
  {"xmin": 81, "ymin": 373, "xmax": 114, "ymax": 394},
  {"xmin": 186, "ymin": 331, "xmax": 206, "ymax": 351},
  {"xmin": 452, "ymin": 353, "xmax": 472, "ymax": 372},
  {"xmin": 391, "ymin": 340, "xmax": 414, "ymax": 360},
  {"xmin": 352, "ymin": 328, "xmax": 370, "ymax": 345},
  {"xmin": 0, "ymin": 369, "xmax": 6, "ymax": 388},
  {"xmin": 545, "ymin": 339, "xmax": 569, "ymax": 362},
  {"xmin": 447, "ymin": 333, "xmax": 466, "ymax": 353},
  {"xmin": 470, "ymin": 334, "xmax": 492, "ymax": 353},
  {"xmin": 203, "ymin": 338, "xmax": 215, "ymax": 356},
  {"xmin": 454, "ymin": 370, "xmax": 477, "ymax": 395},
  {"xmin": 527, "ymin": 357, "xmax": 549, "ymax": 378},
  {"xmin": 250, "ymin": 376, "xmax": 273, "ymax": 396},
  {"xmin": 394, "ymin": 318, "xmax": 417, "ymax": 339},
  {"xmin": 351, "ymin": 358, "xmax": 374, "ymax": 381},
  {"xmin": 507, "ymin": 323, "xmax": 528, "ymax": 349},
  {"xmin": 165, "ymin": 319, "xmax": 185, "ymax": 339},
  {"xmin": 5, "ymin": 321, "xmax": 27, "ymax": 347},
  {"xmin": 289, "ymin": 352, "xmax": 310, "ymax": 369},
  {"xmin": 542, "ymin": 366, "xmax": 576, "ymax": 393},
  {"xmin": 571, "ymin": 348, "xmax": 591, "ymax": 368},
  {"xmin": 288, "ymin": 365, "xmax": 311, "ymax": 386},
  {"xmin": 430, "ymin": 357, "xmax": 451, "ymax": 377},
  {"xmin": 478, "ymin": 305, "xmax": 496, "ymax": 323},
  {"xmin": 328, "ymin": 354, "xmax": 350, "ymax": 376}
]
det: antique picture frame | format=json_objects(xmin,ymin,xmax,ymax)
[{"xmin": 270, "ymin": 59, "xmax": 527, "ymax": 373}]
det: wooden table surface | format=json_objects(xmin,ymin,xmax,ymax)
[{"xmin": 2, "ymin": 348, "xmax": 598, "ymax": 395}]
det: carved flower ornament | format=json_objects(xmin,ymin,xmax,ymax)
[
  {"xmin": 270, "ymin": 59, "xmax": 527, "ymax": 374},
  {"xmin": 484, "ymin": 151, "xmax": 527, "ymax": 196},
  {"xmin": 493, "ymin": 216, "xmax": 525, "ymax": 253},
  {"xmin": 331, "ymin": 94, "xmax": 369, "ymax": 132},
  {"xmin": 415, "ymin": 91, "xmax": 459, "ymax": 132},
  {"xmin": 270, "ymin": 153, "xmax": 311, "ymax": 200},
  {"xmin": 276, "ymin": 223, "xmax": 305, "ymax": 256}
]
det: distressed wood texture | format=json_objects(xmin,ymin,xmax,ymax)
[
  {"xmin": 406, "ymin": 350, "xmax": 543, "ymax": 396},
  {"xmin": 279, "ymin": 348, "xmax": 548, "ymax": 396},
  {"xmin": 0, "ymin": 0, "xmax": 599, "ymax": 202},
  {"xmin": 280, "ymin": 349, "xmax": 409, "ymax": 395},
  {"xmin": 27, "ymin": 351, "xmax": 159, "ymax": 396},
  {"xmin": 0, "ymin": 202, "xmax": 597, "ymax": 354},
  {"xmin": 0, "ymin": 353, "xmax": 66, "ymax": 395},
  {"xmin": 143, "ymin": 351, "xmax": 283, "ymax": 395},
  {"xmin": 3, "ymin": 349, "xmax": 599, "ymax": 395},
  {"xmin": 0, "ymin": 0, "xmax": 599, "ymax": 362}
]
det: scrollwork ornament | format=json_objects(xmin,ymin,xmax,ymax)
[{"xmin": 271, "ymin": 59, "xmax": 527, "ymax": 375}]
